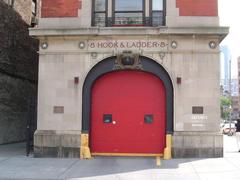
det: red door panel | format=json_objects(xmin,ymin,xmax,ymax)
[{"xmin": 90, "ymin": 71, "xmax": 166, "ymax": 154}]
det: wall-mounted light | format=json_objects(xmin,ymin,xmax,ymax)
[
  {"xmin": 74, "ymin": 77, "xmax": 79, "ymax": 85},
  {"xmin": 177, "ymin": 77, "xmax": 181, "ymax": 84},
  {"xmin": 171, "ymin": 41, "xmax": 178, "ymax": 49},
  {"xmin": 41, "ymin": 42, "xmax": 48, "ymax": 49},
  {"xmin": 209, "ymin": 41, "xmax": 217, "ymax": 49},
  {"xmin": 79, "ymin": 42, "xmax": 85, "ymax": 49}
]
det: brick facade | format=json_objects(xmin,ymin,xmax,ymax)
[
  {"xmin": 41, "ymin": 0, "xmax": 81, "ymax": 18},
  {"xmin": 176, "ymin": 0, "xmax": 218, "ymax": 16},
  {"xmin": 40, "ymin": 0, "xmax": 218, "ymax": 18}
]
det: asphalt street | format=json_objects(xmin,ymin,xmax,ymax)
[{"xmin": 0, "ymin": 135, "xmax": 240, "ymax": 180}]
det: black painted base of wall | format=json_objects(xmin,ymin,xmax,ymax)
[{"xmin": 34, "ymin": 146, "xmax": 80, "ymax": 158}]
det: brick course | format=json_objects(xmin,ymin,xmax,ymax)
[
  {"xmin": 176, "ymin": 0, "xmax": 218, "ymax": 16},
  {"xmin": 41, "ymin": 0, "xmax": 81, "ymax": 18}
]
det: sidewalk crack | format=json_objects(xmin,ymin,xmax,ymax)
[{"xmin": 57, "ymin": 159, "xmax": 79, "ymax": 179}]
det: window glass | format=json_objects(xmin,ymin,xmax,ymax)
[
  {"xmin": 152, "ymin": 11, "xmax": 163, "ymax": 26},
  {"xmin": 95, "ymin": 0, "xmax": 106, "ymax": 11},
  {"xmin": 115, "ymin": 13, "xmax": 143, "ymax": 25},
  {"xmin": 152, "ymin": 0, "xmax": 163, "ymax": 10},
  {"xmin": 92, "ymin": 0, "xmax": 165, "ymax": 26},
  {"xmin": 94, "ymin": 13, "xmax": 106, "ymax": 26},
  {"xmin": 115, "ymin": 0, "xmax": 142, "ymax": 11}
]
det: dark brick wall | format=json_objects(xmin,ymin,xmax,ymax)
[
  {"xmin": 41, "ymin": 0, "xmax": 81, "ymax": 18},
  {"xmin": 176, "ymin": 0, "xmax": 218, "ymax": 16},
  {"xmin": 0, "ymin": 1, "xmax": 38, "ymax": 144}
]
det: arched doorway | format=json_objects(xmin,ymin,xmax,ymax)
[{"xmin": 81, "ymin": 56, "xmax": 173, "ymax": 158}]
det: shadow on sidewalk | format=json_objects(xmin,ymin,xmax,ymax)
[
  {"xmin": 61, "ymin": 156, "xmax": 197, "ymax": 179},
  {"xmin": 2, "ymin": 142, "xmax": 235, "ymax": 179},
  {"xmin": 0, "ymin": 142, "xmax": 200, "ymax": 179}
]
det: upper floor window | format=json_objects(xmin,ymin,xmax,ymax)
[
  {"xmin": 92, "ymin": 0, "xmax": 165, "ymax": 27},
  {"xmin": 114, "ymin": 0, "xmax": 144, "ymax": 26},
  {"xmin": 92, "ymin": 0, "xmax": 108, "ymax": 26},
  {"xmin": 152, "ymin": 0, "xmax": 164, "ymax": 26}
]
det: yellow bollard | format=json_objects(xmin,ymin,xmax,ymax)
[
  {"xmin": 80, "ymin": 133, "xmax": 92, "ymax": 159},
  {"xmin": 156, "ymin": 156, "xmax": 161, "ymax": 166},
  {"xmin": 163, "ymin": 134, "xmax": 172, "ymax": 160}
]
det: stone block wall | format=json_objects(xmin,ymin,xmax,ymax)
[
  {"xmin": 0, "ymin": 1, "xmax": 38, "ymax": 144},
  {"xmin": 34, "ymin": 130, "xmax": 81, "ymax": 158},
  {"xmin": 172, "ymin": 132, "xmax": 223, "ymax": 158}
]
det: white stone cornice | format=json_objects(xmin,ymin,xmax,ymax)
[
  {"xmin": 29, "ymin": 27, "xmax": 229, "ymax": 41},
  {"xmin": 30, "ymin": 26, "xmax": 229, "ymax": 41}
]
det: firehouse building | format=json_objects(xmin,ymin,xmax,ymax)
[{"xmin": 30, "ymin": 0, "xmax": 228, "ymax": 158}]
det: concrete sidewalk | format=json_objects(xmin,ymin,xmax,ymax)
[{"xmin": 0, "ymin": 136, "xmax": 240, "ymax": 180}]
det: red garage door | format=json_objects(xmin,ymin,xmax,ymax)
[{"xmin": 90, "ymin": 70, "xmax": 166, "ymax": 155}]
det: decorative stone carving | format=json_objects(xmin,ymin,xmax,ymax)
[{"xmin": 115, "ymin": 52, "xmax": 142, "ymax": 70}]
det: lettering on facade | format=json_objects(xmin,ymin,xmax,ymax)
[
  {"xmin": 88, "ymin": 40, "xmax": 168, "ymax": 50},
  {"xmin": 191, "ymin": 115, "xmax": 208, "ymax": 120},
  {"xmin": 191, "ymin": 124, "xmax": 205, "ymax": 127}
]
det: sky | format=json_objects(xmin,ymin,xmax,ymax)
[{"xmin": 219, "ymin": 0, "xmax": 240, "ymax": 78}]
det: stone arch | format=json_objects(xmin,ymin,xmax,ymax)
[{"xmin": 82, "ymin": 56, "xmax": 174, "ymax": 134}]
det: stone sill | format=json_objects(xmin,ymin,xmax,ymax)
[{"xmin": 29, "ymin": 26, "xmax": 229, "ymax": 41}]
